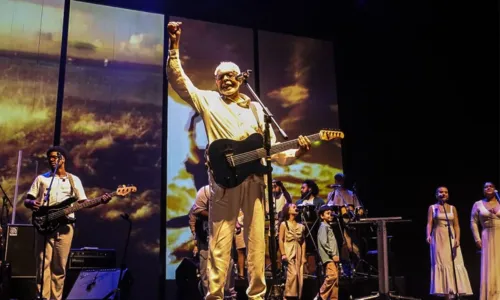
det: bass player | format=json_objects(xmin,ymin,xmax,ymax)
[{"xmin": 24, "ymin": 146, "xmax": 111, "ymax": 300}]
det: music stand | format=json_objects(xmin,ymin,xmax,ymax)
[{"xmin": 353, "ymin": 217, "xmax": 420, "ymax": 300}]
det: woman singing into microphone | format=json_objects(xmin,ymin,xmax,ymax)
[
  {"xmin": 279, "ymin": 203, "xmax": 306, "ymax": 299},
  {"xmin": 470, "ymin": 182, "xmax": 500, "ymax": 299},
  {"xmin": 426, "ymin": 186, "xmax": 472, "ymax": 299}
]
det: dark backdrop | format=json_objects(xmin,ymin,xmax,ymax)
[{"xmin": 71, "ymin": 0, "xmax": 498, "ymax": 298}]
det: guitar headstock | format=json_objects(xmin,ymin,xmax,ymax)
[
  {"xmin": 116, "ymin": 185, "xmax": 137, "ymax": 196},
  {"xmin": 319, "ymin": 129, "xmax": 345, "ymax": 141}
]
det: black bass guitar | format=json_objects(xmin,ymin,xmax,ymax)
[
  {"xmin": 32, "ymin": 185, "xmax": 137, "ymax": 235},
  {"xmin": 207, "ymin": 130, "xmax": 344, "ymax": 188}
]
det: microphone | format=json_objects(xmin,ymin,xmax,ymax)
[
  {"xmin": 235, "ymin": 70, "xmax": 252, "ymax": 81},
  {"xmin": 120, "ymin": 213, "xmax": 130, "ymax": 220}
]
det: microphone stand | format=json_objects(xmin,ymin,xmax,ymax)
[
  {"xmin": 440, "ymin": 200, "xmax": 461, "ymax": 300},
  {"xmin": 103, "ymin": 213, "xmax": 132, "ymax": 300},
  {"xmin": 352, "ymin": 183, "xmax": 367, "ymax": 217},
  {"xmin": 240, "ymin": 70, "xmax": 287, "ymax": 300},
  {"xmin": 37, "ymin": 157, "xmax": 61, "ymax": 300},
  {"xmin": 0, "ymin": 183, "xmax": 13, "ymax": 227},
  {"xmin": 495, "ymin": 190, "xmax": 500, "ymax": 204},
  {"xmin": 0, "ymin": 183, "xmax": 13, "ymax": 289}
]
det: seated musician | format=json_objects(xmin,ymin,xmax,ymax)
[
  {"xmin": 296, "ymin": 179, "xmax": 324, "ymax": 209},
  {"xmin": 326, "ymin": 173, "xmax": 362, "ymax": 267},
  {"xmin": 189, "ymin": 185, "xmax": 236, "ymax": 298},
  {"xmin": 326, "ymin": 173, "xmax": 363, "ymax": 217}
]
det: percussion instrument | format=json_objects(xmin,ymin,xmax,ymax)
[{"xmin": 330, "ymin": 204, "xmax": 355, "ymax": 218}]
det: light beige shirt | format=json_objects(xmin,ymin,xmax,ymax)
[
  {"xmin": 28, "ymin": 172, "xmax": 87, "ymax": 218},
  {"xmin": 167, "ymin": 49, "xmax": 297, "ymax": 166},
  {"xmin": 327, "ymin": 188, "xmax": 361, "ymax": 208}
]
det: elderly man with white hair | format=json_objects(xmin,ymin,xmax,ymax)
[{"xmin": 166, "ymin": 21, "xmax": 312, "ymax": 300}]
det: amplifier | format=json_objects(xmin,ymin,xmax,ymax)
[{"xmin": 68, "ymin": 247, "xmax": 116, "ymax": 270}]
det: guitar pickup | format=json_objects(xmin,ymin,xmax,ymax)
[{"xmin": 225, "ymin": 153, "xmax": 235, "ymax": 167}]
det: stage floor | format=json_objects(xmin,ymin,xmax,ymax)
[{"xmin": 173, "ymin": 275, "xmax": 407, "ymax": 300}]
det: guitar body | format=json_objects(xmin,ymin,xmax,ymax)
[
  {"xmin": 32, "ymin": 197, "xmax": 77, "ymax": 235},
  {"xmin": 207, "ymin": 133, "xmax": 269, "ymax": 189}
]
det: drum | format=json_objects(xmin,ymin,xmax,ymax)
[{"xmin": 332, "ymin": 205, "xmax": 354, "ymax": 218}]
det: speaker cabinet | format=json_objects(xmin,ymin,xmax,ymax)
[
  {"xmin": 175, "ymin": 258, "xmax": 202, "ymax": 300},
  {"xmin": 4, "ymin": 224, "xmax": 36, "ymax": 278},
  {"xmin": 66, "ymin": 268, "xmax": 131, "ymax": 300}
]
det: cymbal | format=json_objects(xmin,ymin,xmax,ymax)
[{"xmin": 327, "ymin": 184, "xmax": 342, "ymax": 188}]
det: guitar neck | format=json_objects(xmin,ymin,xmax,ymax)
[
  {"xmin": 269, "ymin": 133, "xmax": 322, "ymax": 156},
  {"xmin": 63, "ymin": 192, "xmax": 116, "ymax": 215},
  {"xmin": 231, "ymin": 131, "xmax": 340, "ymax": 166}
]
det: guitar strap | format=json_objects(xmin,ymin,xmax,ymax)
[
  {"xmin": 66, "ymin": 173, "xmax": 80, "ymax": 200},
  {"xmin": 249, "ymin": 102, "xmax": 263, "ymax": 135}
]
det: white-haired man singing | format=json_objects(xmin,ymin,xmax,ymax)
[{"xmin": 166, "ymin": 21, "xmax": 312, "ymax": 300}]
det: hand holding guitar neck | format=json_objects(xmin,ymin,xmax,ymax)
[
  {"xmin": 32, "ymin": 185, "xmax": 137, "ymax": 235},
  {"xmin": 207, "ymin": 129, "xmax": 344, "ymax": 189}
]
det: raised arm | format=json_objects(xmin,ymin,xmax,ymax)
[
  {"xmin": 166, "ymin": 21, "xmax": 206, "ymax": 113},
  {"xmin": 470, "ymin": 202, "xmax": 482, "ymax": 248},
  {"xmin": 426, "ymin": 205, "xmax": 434, "ymax": 244},
  {"xmin": 452, "ymin": 206, "xmax": 461, "ymax": 247}
]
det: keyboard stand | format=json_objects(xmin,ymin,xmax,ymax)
[{"xmin": 352, "ymin": 217, "xmax": 420, "ymax": 300}]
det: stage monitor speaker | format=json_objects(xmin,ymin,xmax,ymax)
[
  {"xmin": 66, "ymin": 268, "xmax": 131, "ymax": 300},
  {"xmin": 4, "ymin": 224, "xmax": 36, "ymax": 278},
  {"xmin": 175, "ymin": 258, "xmax": 202, "ymax": 300}
]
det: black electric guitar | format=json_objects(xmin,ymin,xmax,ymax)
[
  {"xmin": 207, "ymin": 129, "xmax": 344, "ymax": 188},
  {"xmin": 32, "ymin": 185, "xmax": 137, "ymax": 235}
]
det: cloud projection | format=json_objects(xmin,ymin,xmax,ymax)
[{"xmin": 0, "ymin": 1, "xmax": 163, "ymax": 299}]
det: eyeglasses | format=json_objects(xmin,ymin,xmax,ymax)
[{"xmin": 216, "ymin": 72, "xmax": 237, "ymax": 81}]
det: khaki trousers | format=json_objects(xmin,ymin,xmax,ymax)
[
  {"xmin": 319, "ymin": 261, "xmax": 339, "ymax": 300},
  {"xmin": 199, "ymin": 248, "xmax": 235, "ymax": 297},
  {"xmin": 35, "ymin": 224, "xmax": 74, "ymax": 300},
  {"xmin": 206, "ymin": 174, "xmax": 266, "ymax": 300}
]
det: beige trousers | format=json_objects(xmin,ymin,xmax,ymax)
[
  {"xmin": 319, "ymin": 261, "xmax": 339, "ymax": 300},
  {"xmin": 206, "ymin": 174, "xmax": 266, "ymax": 300},
  {"xmin": 35, "ymin": 224, "xmax": 74, "ymax": 300}
]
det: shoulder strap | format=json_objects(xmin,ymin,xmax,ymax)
[
  {"xmin": 66, "ymin": 173, "xmax": 80, "ymax": 200},
  {"xmin": 249, "ymin": 102, "xmax": 263, "ymax": 133}
]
